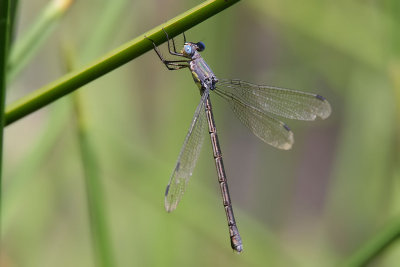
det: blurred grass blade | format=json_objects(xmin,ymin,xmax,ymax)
[
  {"xmin": 79, "ymin": 0, "xmax": 131, "ymax": 64},
  {"xmin": 3, "ymin": 0, "xmax": 131, "ymax": 233},
  {"xmin": 249, "ymin": 0, "xmax": 388, "ymax": 70},
  {"xmin": 342, "ymin": 215, "xmax": 400, "ymax": 266},
  {"xmin": 73, "ymin": 91, "xmax": 116, "ymax": 267},
  {"xmin": 62, "ymin": 1, "xmax": 131, "ymax": 264},
  {"xmin": 0, "ymin": 0, "xmax": 12, "ymax": 239},
  {"xmin": 8, "ymin": 0, "xmax": 19, "ymax": 47},
  {"xmin": 7, "ymin": 0, "xmax": 74, "ymax": 83},
  {"xmin": 5, "ymin": 0, "xmax": 129, "ymax": 262},
  {"xmin": 4, "ymin": 0, "xmax": 240, "ymax": 126},
  {"xmin": 66, "ymin": 45, "xmax": 116, "ymax": 267},
  {"xmin": 3, "ymin": 98, "xmax": 70, "ymax": 232}
]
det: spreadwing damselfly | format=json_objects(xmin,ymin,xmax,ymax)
[{"xmin": 146, "ymin": 29, "xmax": 331, "ymax": 253}]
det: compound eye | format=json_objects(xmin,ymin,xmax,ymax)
[
  {"xmin": 196, "ymin": 42, "xmax": 205, "ymax": 52},
  {"xmin": 184, "ymin": 45, "xmax": 192, "ymax": 55}
]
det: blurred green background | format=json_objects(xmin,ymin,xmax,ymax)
[{"xmin": 3, "ymin": 0, "xmax": 400, "ymax": 266}]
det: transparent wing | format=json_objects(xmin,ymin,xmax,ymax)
[
  {"xmin": 165, "ymin": 89, "xmax": 209, "ymax": 212},
  {"xmin": 214, "ymin": 88, "xmax": 294, "ymax": 150},
  {"xmin": 217, "ymin": 79, "xmax": 331, "ymax": 121}
]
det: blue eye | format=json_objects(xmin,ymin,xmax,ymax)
[{"xmin": 184, "ymin": 45, "xmax": 192, "ymax": 54}]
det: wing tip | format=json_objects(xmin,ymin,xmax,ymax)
[
  {"xmin": 280, "ymin": 139, "xmax": 294, "ymax": 150},
  {"xmin": 165, "ymin": 199, "xmax": 178, "ymax": 212},
  {"xmin": 164, "ymin": 184, "xmax": 176, "ymax": 212},
  {"xmin": 164, "ymin": 198, "xmax": 176, "ymax": 213},
  {"xmin": 315, "ymin": 95, "xmax": 332, "ymax": 120},
  {"xmin": 165, "ymin": 205, "xmax": 174, "ymax": 213},
  {"xmin": 278, "ymin": 124, "xmax": 294, "ymax": 150},
  {"xmin": 164, "ymin": 185, "xmax": 173, "ymax": 212}
]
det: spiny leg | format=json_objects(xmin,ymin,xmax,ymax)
[
  {"xmin": 168, "ymin": 30, "xmax": 187, "ymax": 53},
  {"xmin": 144, "ymin": 35, "xmax": 189, "ymax": 70},
  {"xmin": 163, "ymin": 62, "xmax": 189, "ymax": 70},
  {"xmin": 162, "ymin": 28, "xmax": 185, "ymax": 57},
  {"xmin": 164, "ymin": 28, "xmax": 178, "ymax": 54}
]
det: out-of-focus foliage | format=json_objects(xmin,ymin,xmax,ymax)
[{"xmin": 3, "ymin": 0, "xmax": 400, "ymax": 266}]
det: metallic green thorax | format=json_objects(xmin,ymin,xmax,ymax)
[{"xmin": 189, "ymin": 51, "xmax": 218, "ymax": 92}]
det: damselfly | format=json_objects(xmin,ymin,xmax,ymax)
[{"xmin": 146, "ymin": 29, "xmax": 331, "ymax": 253}]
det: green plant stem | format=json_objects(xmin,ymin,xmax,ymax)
[
  {"xmin": 4, "ymin": 0, "xmax": 240, "ymax": 126},
  {"xmin": 0, "ymin": 0, "xmax": 11, "ymax": 245},
  {"xmin": 0, "ymin": 0, "xmax": 11, "ymax": 255},
  {"xmin": 343, "ymin": 216, "xmax": 400, "ymax": 266}
]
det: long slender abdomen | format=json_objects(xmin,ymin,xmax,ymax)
[{"xmin": 204, "ymin": 95, "xmax": 243, "ymax": 253}]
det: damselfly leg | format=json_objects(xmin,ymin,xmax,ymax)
[{"xmin": 145, "ymin": 30, "xmax": 189, "ymax": 70}]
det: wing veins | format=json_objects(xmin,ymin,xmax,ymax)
[{"xmin": 164, "ymin": 89, "xmax": 210, "ymax": 212}]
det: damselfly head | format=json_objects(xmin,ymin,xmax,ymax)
[{"xmin": 182, "ymin": 42, "xmax": 205, "ymax": 58}]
